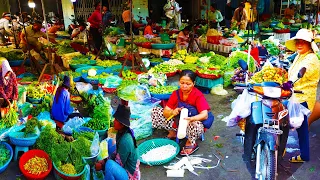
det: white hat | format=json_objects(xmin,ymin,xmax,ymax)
[
  {"xmin": 227, "ymin": 0, "xmax": 231, "ymax": 3},
  {"xmin": 285, "ymin": 29, "xmax": 319, "ymax": 52}
]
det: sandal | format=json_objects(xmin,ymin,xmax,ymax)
[
  {"xmin": 180, "ymin": 144, "xmax": 199, "ymax": 156},
  {"xmin": 289, "ymin": 155, "xmax": 305, "ymax": 163}
]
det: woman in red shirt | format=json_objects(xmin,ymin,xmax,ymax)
[
  {"xmin": 152, "ymin": 70, "xmax": 214, "ymax": 155},
  {"xmin": 144, "ymin": 18, "xmax": 157, "ymax": 36},
  {"xmin": 87, "ymin": 2, "xmax": 102, "ymax": 53}
]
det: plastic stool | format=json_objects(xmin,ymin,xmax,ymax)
[{"xmin": 14, "ymin": 146, "xmax": 29, "ymax": 161}]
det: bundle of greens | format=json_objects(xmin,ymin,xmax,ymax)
[
  {"xmin": 0, "ymin": 144, "xmax": 10, "ymax": 167},
  {"xmin": 0, "ymin": 108, "xmax": 18, "ymax": 129}
]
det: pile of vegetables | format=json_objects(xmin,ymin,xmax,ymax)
[
  {"xmin": 60, "ymin": 163, "xmax": 77, "ymax": 175},
  {"xmin": 0, "ymin": 144, "xmax": 10, "ymax": 167},
  {"xmin": 149, "ymin": 64, "xmax": 177, "ymax": 74},
  {"xmin": 30, "ymin": 96, "xmax": 51, "ymax": 117},
  {"xmin": 261, "ymin": 40, "xmax": 280, "ymax": 56},
  {"xmin": 134, "ymin": 36, "xmax": 151, "ymax": 43},
  {"xmin": 23, "ymin": 117, "xmax": 40, "ymax": 137},
  {"xmin": 176, "ymin": 64, "xmax": 197, "ymax": 72},
  {"xmin": 19, "ymin": 76, "xmax": 37, "ymax": 83},
  {"xmin": 70, "ymin": 58, "xmax": 92, "ymax": 66},
  {"xmin": 250, "ymin": 66, "xmax": 288, "ymax": 84},
  {"xmin": 27, "ymin": 85, "xmax": 46, "ymax": 99},
  {"xmin": 227, "ymin": 51, "xmax": 256, "ymax": 73},
  {"xmin": 0, "ymin": 50, "xmax": 24, "ymax": 60},
  {"xmin": 117, "ymin": 80, "xmax": 139, "ymax": 92},
  {"xmin": 231, "ymin": 68, "xmax": 252, "ymax": 84},
  {"xmin": 24, "ymin": 156, "xmax": 49, "ymax": 175},
  {"xmin": 162, "ymin": 59, "xmax": 184, "ymax": 66},
  {"xmin": 73, "ymin": 131, "xmax": 94, "ymax": 141},
  {"xmin": 96, "ymin": 59, "xmax": 121, "ymax": 67},
  {"xmin": 171, "ymin": 49, "xmax": 188, "ymax": 61},
  {"xmin": 0, "ymin": 108, "xmax": 18, "ymax": 128},
  {"xmin": 149, "ymin": 58, "xmax": 164, "ymax": 63},
  {"xmin": 121, "ymin": 70, "xmax": 137, "ymax": 79},
  {"xmin": 141, "ymin": 144, "xmax": 177, "ymax": 162},
  {"xmin": 206, "ymin": 29, "xmax": 223, "ymax": 36},
  {"xmin": 149, "ymin": 86, "xmax": 178, "ymax": 94},
  {"xmin": 55, "ymin": 41, "xmax": 75, "ymax": 56},
  {"xmin": 198, "ymin": 68, "xmax": 222, "ymax": 76}
]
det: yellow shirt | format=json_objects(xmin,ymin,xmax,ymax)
[{"xmin": 288, "ymin": 52, "xmax": 320, "ymax": 111}]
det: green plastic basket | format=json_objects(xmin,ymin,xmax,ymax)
[
  {"xmin": 137, "ymin": 138, "xmax": 180, "ymax": 166},
  {"xmin": 195, "ymin": 77, "xmax": 223, "ymax": 89}
]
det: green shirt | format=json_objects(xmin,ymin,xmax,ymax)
[
  {"xmin": 118, "ymin": 133, "xmax": 138, "ymax": 175},
  {"xmin": 206, "ymin": 10, "xmax": 223, "ymax": 24}
]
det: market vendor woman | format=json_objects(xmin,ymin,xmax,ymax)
[
  {"xmin": 51, "ymin": 76, "xmax": 77, "ymax": 123},
  {"xmin": 0, "ymin": 60, "xmax": 18, "ymax": 110},
  {"xmin": 152, "ymin": 70, "xmax": 214, "ymax": 155},
  {"xmin": 104, "ymin": 104, "xmax": 140, "ymax": 180}
]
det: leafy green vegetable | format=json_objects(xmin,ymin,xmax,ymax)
[
  {"xmin": 73, "ymin": 131, "xmax": 95, "ymax": 141},
  {"xmin": 0, "ymin": 108, "xmax": 18, "ymax": 129},
  {"xmin": 149, "ymin": 86, "xmax": 178, "ymax": 94},
  {"xmin": 0, "ymin": 144, "xmax": 10, "ymax": 167},
  {"xmin": 23, "ymin": 117, "xmax": 40, "ymax": 137},
  {"xmin": 227, "ymin": 51, "xmax": 256, "ymax": 72}
]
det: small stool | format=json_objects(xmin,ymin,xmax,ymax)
[{"xmin": 14, "ymin": 146, "xmax": 29, "ymax": 161}]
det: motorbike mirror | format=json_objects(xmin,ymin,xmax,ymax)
[
  {"xmin": 278, "ymin": 109, "xmax": 288, "ymax": 120},
  {"xmin": 298, "ymin": 67, "xmax": 306, "ymax": 79},
  {"xmin": 238, "ymin": 59, "xmax": 248, "ymax": 71}
]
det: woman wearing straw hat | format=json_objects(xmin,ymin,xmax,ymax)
[{"xmin": 285, "ymin": 28, "xmax": 320, "ymax": 163}]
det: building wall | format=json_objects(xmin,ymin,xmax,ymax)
[{"xmin": 0, "ymin": 0, "xmax": 10, "ymax": 15}]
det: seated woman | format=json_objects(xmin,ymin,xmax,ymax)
[
  {"xmin": 176, "ymin": 26, "xmax": 190, "ymax": 46},
  {"xmin": 71, "ymin": 23, "xmax": 87, "ymax": 41},
  {"xmin": 104, "ymin": 104, "xmax": 140, "ymax": 180},
  {"xmin": 51, "ymin": 76, "xmax": 78, "ymax": 123},
  {"xmin": 0, "ymin": 60, "xmax": 18, "ymax": 115},
  {"xmin": 144, "ymin": 18, "xmax": 157, "ymax": 36},
  {"xmin": 152, "ymin": 70, "xmax": 214, "ymax": 155}
]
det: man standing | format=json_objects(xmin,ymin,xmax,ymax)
[
  {"xmin": 206, "ymin": 3, "xmax": 223, "ymax": 29},
  {"xmin": 163, "ymin": 0, "xmax": 182, "ymax": 29},
  {"xmin": 225, "ymin": 0, "xmax": 235, "ymax": 28},
  {"xmin": 0, "ymin": 13, "xmax": 12, "ymax": 46},
  {"xmin": 102, "ymin": 5, "xmax": 112, "ymax": 27},
  {"xmin": 20, "ymin": 21, "xmax": 56, "ymax": 55},
  {"xmin": 88, "ymin": 2, "xmax": 102, "ymax": 53}
]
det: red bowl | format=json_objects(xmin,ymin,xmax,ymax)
[
  {"xmin": 196, "ymin": 71, "xmax": 221, "ymax": 80},
  {"xmin": 166, "ymin": 71, "xmax": 177, "ymax": 77},
  {"xmin": 207, "ymin": 36, "xmax": 223, "ymax": 44},
  {"xmin": 19, "ymin": 149, "xmax": 52, "ymax": 180}
]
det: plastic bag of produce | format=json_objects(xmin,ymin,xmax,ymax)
[
  {"xmin": 91, "ymin": 132, "xmax": 100, "ymax": 156},
  {"xmin": 288, "ymin": 96, "xmax": 310, "ymax": 129},
  {"xmin": 76, "ymin": 82, "xmax": 93, "ymax": 93},
  {"xmin": 104, "ymin": 75, "xmax": 122, "ymax": 88},
  {"xmin": 98, "ymin": 138, "xmax": 109, "ymax": 160},
  {"xmin": 130, "ymin": 112, "xmax": 153, "ymax": 140},
  {"xmin": 223, "ymin": 89, "xmax": 260, "ymax": 126},
  {"xmin": 210, "ymin": 85, "xmax": 228, "ymax": 96},
  {"xmin": 62, "ymin": 117, "xmax": 86, "ymax": 135}
]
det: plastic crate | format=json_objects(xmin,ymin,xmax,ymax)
[{"xmin": 195, "ymin": 77, "xmax": 223, "ymax": 89}]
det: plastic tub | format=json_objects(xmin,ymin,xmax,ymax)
[
  {"xmin": 26, "ymin": 97, "xmax": 42, "ymax": 104},
  {"xmin": 9, "ymin": 59, "xmax": 30, "ymax": 67},
  {"xmin": 0, "ymin": 142, "xmax": 13, "ymax": 174},
  {"xmin": 9, "ymin": 132, "xmax": 39, "ymax": 147},
  {"xmin": 69, "ymin": 60, "xmax": 96, "ymax": 70},
  {"xmin": 82, "ymin": 149, "xmax": 100, "ymax": 167},
  {"xmin": 53, "ymin": 160, "xmax": 87, "ymax": 180},
  {"xmin": 19, "ymin": 149, "xmax": 52, "ymax": 180},
  {"xmin": 150, "ymin": 93, "xmax": 172, "ymax": 100},
  {"xmin": 151, "ymin": 43, "xmax": 175, "ymax": 49}
]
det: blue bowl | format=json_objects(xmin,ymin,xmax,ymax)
[
  {"xmin": 150, "ymin": 93, "xmax": 172, "ymax": 100},
  {"xmin": 9, "ymin": 132, "xmax": 39, "ymax": 147},
  {"xmin": 9, "ymin": 59, "xmax": 30, "ymax": 67},
  {"xmin": 82, "ymin": 77, "xmax": 100, "ymax": 85},
  {"xmin": 0, "ymin": 142, "xmax": 13, "ymax": 174},
  {"xmin": 17, "ymin": 72, "xmax": 36, "ymax": 79},
  {"xmin": 161, "ymin": 57, "xmax": 170, "ymax": 61},
  {"xmin": 73, "ymin": 76, "xmax": 82, "ymax": 82},
  {"xmin": 27, "ymin": 97, "xmax": 42, "ymax": 104}
]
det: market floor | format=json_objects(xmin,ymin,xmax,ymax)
[{"xmin": 1, "ymin": 83, "xmax": 320, "ymax": 180}]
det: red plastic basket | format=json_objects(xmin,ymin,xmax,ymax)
[
  {"xmin": 196, "ymin": 71, "xmax": 221, "ymax": 80},
  {"xmin": 70, "ymin": 95, "xmax": 82, "ymax": 104},
  {"xmin": 19, "ymin": 149, "xmax": 52, "ymax": 180},
  {"xmin": 207, "ymin": 36, "xmax": 223, "ymax": 44},
  {"xmin": 274, "ymin": 29, "xmax": 290, "ymax": 33},
  {"xmin": 102, "ymin": 87, "xmax": 117, "ymax": 93},
  {"xmin": 141, "ymin": 42, "xmax": 152, "ymax": 49},
  {"xmin": 166, "ymin": 71, "xmax": 177, "ymax": 77}
]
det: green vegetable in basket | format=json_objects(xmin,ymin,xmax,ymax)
[
  {"xmin": 149, "ymin": 86, "xmax": 178, "ymax": 94},
  {"xmin": 176, "ymin": 64, "xmax": 197, "ymax": 72},
  {"xmin": 96, "ymin": 59, "xmax": 121, "ymax": 67},
  {"xmin": 0, "ymin": 144, "xmax": 10, "ymax": 167},
  {"xmin": 149, "ymin": 58, "xmax": 164, "ymax": 63},
  {"xmin": 27, "ymin": 85, "xmax": 45, "ymax": 99},
  {"xmin": 198, "ymin": 68, "xmax": 222, "ymax": 75},
  {"xmin": 60, "ymin": 163, "xmax": 77, "ymax": 175},
  {"xmin": 73, "ymin": 131, "xmax": 94, "ymax": 141},
  {"xmin": 149, "ymin": 64, "xmax": 177, "ymax": 73},
  {"xmin": 23, "ymin": 117, "xmax": 40, "ymax": 137},
  {"xmin": 121, "ymin": 70, "xmax": 137, "ymax": 79},
  {"xmin": 0, "ymin": 108, "xmax": 18, "ymax": 129},
  {"xmin": 227, "ymin": 51, "xmax": 256, "ymax": 73}
]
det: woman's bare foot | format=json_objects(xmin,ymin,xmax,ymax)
[{"xmin": 167, "ymin": 130, "xmax": 176, "ymax": 138}]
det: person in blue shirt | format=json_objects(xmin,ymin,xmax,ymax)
[
  {"xmin": 51, "ymin": 76, "xmax": 74, "ymax": 123},
  {"xmin": 102, "ymin": 5, "xmax": 113, "ymax": 27}
]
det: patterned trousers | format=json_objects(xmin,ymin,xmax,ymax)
[{"xmin": 151, "ymin": 107, "xmax": 204, "ymax": 145}]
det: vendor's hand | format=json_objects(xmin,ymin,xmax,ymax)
[
  {"xmin": 172, "ymin": 107, "xmax": 183, "ymax": 116},
  {"xmin": 184, "ymin": 116, "xmax": 195, "ymax": 122}
]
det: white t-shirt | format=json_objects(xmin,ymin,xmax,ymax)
[
  {"xmin": 72, "ymin": 28, "xmax": 87, "ymax": 41},
  {"xmin": 0, "ymin": 18, "xmax": 11, "ymax": 32}
]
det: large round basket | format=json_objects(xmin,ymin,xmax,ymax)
[
  {"xmin": 196, "ymin": 71, "xmax": 221, "ymax": 80},
  {"xmin": 138, "ymin": 138, "xmax": 180, "ymax": 166},
  {"xmin": 53, "ymin": 159, "xmax": 87, "ymax": 180},
  {"xmin": 0, "ymin": 142, "xmax": 13, "ymax": 174},
  {"xmin": 19, "ymin": 149, "xmax": 52, "ymax": 180}
]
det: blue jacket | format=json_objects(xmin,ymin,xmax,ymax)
[{"xmin": 51, "ymin": 88, "xmax": 73, "ymax": 123}]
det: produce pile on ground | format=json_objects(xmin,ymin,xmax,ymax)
[
  {"xmin": 55, "ymin": 41, "xmax": 75, "ymax": 56},
  {"xmin": 149, "ymin": 86, "xmax": 178, "ymax": 94},
  {"xmin": 250, "ymin": 66, "xmax": 288, "ymax": 84},
  {"xmin": 0, "ymin": 50, "xmax": 24, "ymax": 60}
]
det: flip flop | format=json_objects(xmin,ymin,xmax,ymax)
[
  {"xmin": 180, "ymin": 144, "xmax": 199, "ymax": 156},
  {"xmin": 289, "ymin": 155, "xmax": 305, "ymax": 163}
]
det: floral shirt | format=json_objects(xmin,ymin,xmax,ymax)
[
  {"xmin": 0, "ymin": 72, "xmax": 18, "ymax": 101},
  {"xmin": 288, "ymin": 52, "xmax": 320, "ymax": 111}
]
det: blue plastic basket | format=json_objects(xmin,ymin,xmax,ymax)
[
  {"xmin": 82, "ymin": 149, "xmax": 100, "ymax": 167},
  {"xmin": 82, "ymin": 76, "xmax": 100, "ymax": 85},
  {"xmin": 76, "ymin": 66, "xmax": 105, "ymax": 76},
  {"xmin": 138, "ymin": 138, "xmax": 180, "ymax": 166},
  {"xmin": 53, "ymin": 159, "xmax": 87, "ymax": 179},
  {"xmin": 26, "ymin": 97, "xmax": 42, "ymax": 104},
  {"xmin": 150, "ymin": 93, "xmax": 172, "ymax": 100},
  {"xmin": 9, "ymin": 132, "xmax": 39, "ymax": 147},
  {"xmin": 70, "ymin": 60, "xmax": 96, "ymax": 70},
  {"xmin": 150, "ymin": 62, "xmax": 161, "ymax": 66},
  {"xmin": 0, "ymin": 142, "xmax": 13, "ymax": 174},
  {"xmin": 151, "ymin": 43, "xmax": 175, "ymax": 49},
  {"xmin": 17, "ymin": 72, "xmax": 36, "ymax": 79},
  {"xmin": 9, "ymin": 59, "xmax": 30, "ymax": 67},
  {"xmin": 73, "ymin": 76, "xmax": 82, "ymax": 82}
]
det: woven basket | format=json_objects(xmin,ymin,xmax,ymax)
[{"xmin": 138, "ymin": 138, "xmax": 180, "ymax": 166}]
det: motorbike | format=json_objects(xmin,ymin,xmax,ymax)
[{"xmin": 235, "ymin": 59, "xmax": 306, "ymax": 180}]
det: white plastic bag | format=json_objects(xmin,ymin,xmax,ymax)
[
  {"xmin": 288, "ymin": 97, "xmax": 308, "ymax": 129},
  {"xmin": 223, "ymin": 89, "xmax": 260, "ymax": 126},
  {"xmin": 98, "ymin": 138, "xmax": 109, "ymax": 160},
  {"xmin": 91, "ymin": 132, "xmax": 100, "ymax": 156}
]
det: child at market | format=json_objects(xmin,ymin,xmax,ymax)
[{"xmin": 96, "ymin": 104, "xmax": 140, "ymax": 180}]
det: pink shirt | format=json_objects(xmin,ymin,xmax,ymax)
[{"xmin": 88, "ymin": 10, "xmax": 102, "ymax": 28}]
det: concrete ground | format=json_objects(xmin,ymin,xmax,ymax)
[{"xmin": 1, "ymin": 79, "xmax": 320, "ymax": 180}]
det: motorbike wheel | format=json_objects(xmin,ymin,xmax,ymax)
[{"xmin": 258, "ymin": 143, "xmax": 276, "ymax": 180}]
